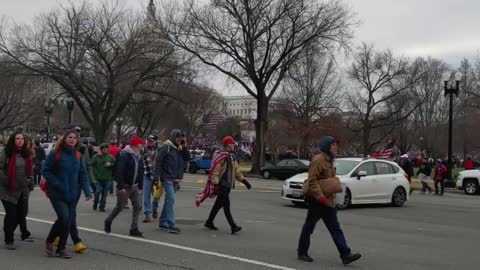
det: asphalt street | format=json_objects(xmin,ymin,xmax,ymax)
[{"xmin": 0, "ymin": 173, "xmax": 478, "ymax": 270}]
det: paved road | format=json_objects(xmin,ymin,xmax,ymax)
[{"xmin": 1, "ymin": 173, "xmax": 478, "ymax": 270}]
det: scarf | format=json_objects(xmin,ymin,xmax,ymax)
[
  {"xmin": 7, "ymin": 146, "xmax": 33, "ymax": 192},
  {"xmin": 195, "ymin": 150, "xmax": 229, "ymax": 207}
]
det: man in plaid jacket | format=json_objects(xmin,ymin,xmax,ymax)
[{"xmin": 141, "ymin": 135, "xmax": 157, "ymax": 222}]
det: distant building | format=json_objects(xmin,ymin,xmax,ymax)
[{"xmin": 224, "ymin": 96, "xmax": 257, "ymax": 120}]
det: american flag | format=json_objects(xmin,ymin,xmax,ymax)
[{"xmin": 372, "ymin": 140, "xmax": 395, "ymax": 159}]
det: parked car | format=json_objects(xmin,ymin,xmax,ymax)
[
  {"xmin": 188, "ymin": 151, "xmax": 213, "ymax": 174},
  {"xmin": 261, "ymin": 159, "xmax": 310, "ymax": 180},
  {"xmin": 42, "ymin": 142, "xmax": 55, "ymax": 156},
  {"xmin": 281, "ymin": 158, "xmax": 410, "ymax": 208},
  {"xmin": 456, "ymin": 169, "xmax": 480, "ymax": 195}
]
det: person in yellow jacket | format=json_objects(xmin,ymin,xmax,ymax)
[{"xmin": 204, "ymin": 136, "xmax": 251, "ymax": 234}]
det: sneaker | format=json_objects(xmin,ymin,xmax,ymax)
[
  {"xmin": 93, "ymin": 205, "xmax": 97, "ymax": 211},
  {"xmin": 129, "ymin": 229, "xmax": 144, "ymax": 237},
  {"xmin": 99, "ymin": 208, "xmax": 106, "ymax": 212},
  {"xmin": 204, "ymin": 222, "xmax": 219, "ymax": 231},
  {"xmin": 152, "ymin": 211, "xmax": 158, "ymax": 219},
  {"xmin": 124, "ymin": 205, "xmax": 130, "ymax": 209},
  {"xmin": 46, "ymin": 241, "xmax": 55, "ymax": 256},
  {"xmin": 73, "ymin": 242, "xmax": 87, "ymax": 253},
  {"xmin": 143, "ymin": 217, "xmax": 152, "ymax": 223},
  {"xmin": 231, "ymin": 226, "xmax": 242, "ymax": 235},
  {"xmin": 5, "ymin": 242, "xmax": 16, "ymax": 250},
  {"xmin": 53, "ymin": 236, "xmax": 60, "ymax": 247},
  {"xmin": 168, "ymin": 227, "xmax": 181, "ymax": 234},
  {"xmin": 159, "ymin": 224, "xmax": 170, "ymax": 232},
  {"xmin": 21, "ymin": 233, "xmax": 34, "ymax": 242},
  {"xmin": 297, "ymin": 254, "xmax": 313, "ymax": 262},
  {"xmin": 104, "ymin": 220, "xmax": 112, "ymax": 234},
  {"xmin": 341, "ymin": 253, "xmax": 362, "ymax": 265},
  {"xmin": 56, "ymin": 248, "xmax": 72, "ymax": 259}
]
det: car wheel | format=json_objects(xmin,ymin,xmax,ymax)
[
  {"xmin": 189, "ymin": 163, "xmax": 198, "ymax": 174},
  {"xmin": 464, "ymin": 180, "xmax": 479, "ymax": 195},
  {"xmin": 391, "ymin": 187, "xmax": 407, "ymax": 207},
  {"xmin": 337, "ymin": 189, "xmax": 351, "ymax": 210},
  {"xmin": 263, "ymin": 170, "xmax": 271, "ymax": 179},
  {"xmin": 292, "ymin": 201, "xmax": 306, "ymax": 207}
]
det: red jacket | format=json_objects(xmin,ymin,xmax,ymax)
[
  {"xmin": 465, "ymin": 160, "xmax": 475, "ymax": 170},
  {"xmin": 108, "ymin": 145, "xmax": 121, "ymax": 158}
]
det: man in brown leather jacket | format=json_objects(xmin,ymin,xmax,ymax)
[{"xmin": 297, "ymin": 136, "xmax": 361, "ymax": 265}]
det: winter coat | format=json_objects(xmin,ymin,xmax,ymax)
[
  {"xmin": 114, "ymin": 146, "xmax": 143, "ymax": 190},
  {"xmin": 211, "ymin": 150, "xmax": 245, "ymax": 188},
  {"xmin": 0, "ymin": 150, "xmax": 33, "ymax": 204},
  {"xmin": 417, "ymin": 164, "xmax": 432, "ymax": 183},
  {"xmin": 34, "ymin": 146, "xmax": 46, "ymax": 166},
  {"xmin": 78, "ymin": 143, "xmax": 95, "ymax": 184},
  {"xmin": 401, "ymin": 160, "xmax": 414, "ymax": 180},
  {"xmin": 91, "ymin": 153, "xmax": 115, "ymax": 181},
  {"xmin": 42, "ymin": 150, "xmax": 92, "ymax": 203},
  {"xmin": 303, "ymin": 152, "xmax": 338, "ymax": 208},
  {"xmin": 153, "ymin": 140, "xmax": 188, "ymax": 181}
]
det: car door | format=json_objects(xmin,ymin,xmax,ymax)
[
  {"xmin": 373, "ymin": 161, "xmax": 395, "ymax": 201},
  {"xmin": 283, "ymin": 160, "xmax": 301, "ymax": 179},
  {"xmin": 349, "ymin": 161, "xmax": 378, "ymax": 202},
  {"xmin": 272, "ymin": 160, "xmax": 289, "ymax": 179}
]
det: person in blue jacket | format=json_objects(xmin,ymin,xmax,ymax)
[{"xmin": 42, "ymin": 130, "xmax": 92, "ymax": 259}]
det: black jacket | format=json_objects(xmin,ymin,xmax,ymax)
[{"xmin": 114, "ymin": 147, "xmax": 143, "ymax": 190}]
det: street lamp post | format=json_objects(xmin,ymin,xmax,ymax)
[
  {"xmin": 66, "ymin": 97, "xmax": 75, "ymax": 124},
  {"xmin": 44, "ymin": 100, "xmax": 53, "ymax": 142},
  {"xmin": 115, "ymin": 117, "xmax": 124, "ymax": 145},
  {"xmin": 443, "ymin": 71, "xmax": 463, "ymax": 181}
]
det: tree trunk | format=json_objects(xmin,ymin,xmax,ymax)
[
  {"xmin": 362, "ymin": 127, "xmax": 370, "ymax": 157},
  {"xmin": 93, "ymin": 124, "xmax": 108, "ymax": 145},
  {"xmin": 251, "ymin": 95, "xmax": 268, "ymax": 174}
]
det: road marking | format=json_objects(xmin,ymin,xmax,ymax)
[
  {"xmin": 182, "ymin": 180, "xmax": 282, "ymax": 191},
  {"xmin": 0, "ymin": 212, "xmax": 296, "ymax": 270}
]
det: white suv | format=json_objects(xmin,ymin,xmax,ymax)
[
  {"xmin": 456, "ymin": 170, "xmax": 480, "ymax": 195},
  {"xmin": 282, "ymin": 158, "xmax": 410, "ymax": 208}
]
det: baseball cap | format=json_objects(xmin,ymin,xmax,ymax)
[
  {"xmin": 147, "ymin": 135, "xmax": 158, "ymax": 142},
  {"xmin": 223, "ymin": 136, "xmax": 236, "ymax": 145},
  {"xmin": 130, "ymin": 137, "xmax": 145, "ymax": 146}
]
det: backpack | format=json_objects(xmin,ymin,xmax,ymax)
[{"xmin": 39, "ymin": 151, "xmax": 81, "ymax": 197}]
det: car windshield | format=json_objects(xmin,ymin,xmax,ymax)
[
  {"xmin": 335, "ymin": 160, "xmax": 360, "ymax": 175},
  {"xmin": 298, "ymin": 160, "xmax": 310, "ymax": 166}
]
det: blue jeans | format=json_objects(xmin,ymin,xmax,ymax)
[
  {"xmin": 159, "ymin": 181, "xmax": 177, "ymax": 228},
  {"xmin": 94, "ymin": 180, "xmax": 111, "ymax": 210},
  {"xmin": 298, "ymin": 199, "xmax": 351, "ymax": 257},
  {"xmin": 47, "ymin": 199, "xmax": 75, "ymax": 251},
  {"xmin": 143, "ymin": 177, "xmax": 159, "ymax": 217},
  {"xmin": 69, "ymin": 195, "xmax": 81, "ymax": 244}
]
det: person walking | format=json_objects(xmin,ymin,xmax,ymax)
[
  {"xmin": 203, "ymin": 136, "xmax": 251, "ymax": 234},
  {"xmin": 142, "ymin": 135, "xmax": 158, "ymax": 223},
  {"xmin": 434, "ymin": 159, "xmax": 447, "ymax": 196},
  {"xmin": 464, "ymin": 157, "xmax": 475, "ymax": 170},
  {"xmin": 417, "ymin": 159, "xmax": 432, "ymax": 194},
  {"xmin": 0, "ymin": 132, "xmax": 35, "ymax": 250},
  {"xmin": 91, "ymin": 144, "xmax": 115, "ymax": 212},
  {"xmin": 33, "ymin": 141, "xmax": 46, "ymax": 185},
  {"xmin": 400, "ymin": 154, "xmax": 414, "ymax": 195},
  {"xmin": 297, "ymin": 136, "xmax": 361, "ymax": 265},
  {"xmin": 108, "ymin": 138, "xmax": 122, "ymax": 195},
  {"xmin": 42, "ymin": 130, "xmax": 92, "ymax": 258},
  {"xmin": 104, "ymin": 137, "xmax": 144, "ymax": 237},
  {"xmin": 153, "ymin": 130, "xmax": 190, "ymax": 234}
]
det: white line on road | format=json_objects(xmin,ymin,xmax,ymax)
[{"xmin": 0, "ymin": 212, "xmax": 296, "ymax": 270}]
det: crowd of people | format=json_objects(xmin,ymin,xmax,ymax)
[{"xmin": 5, "ymin": 125, "xmax": 480, "ymax": 265}]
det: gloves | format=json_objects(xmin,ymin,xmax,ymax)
[
  {"xmin": 213, "ymin": 185, "xmax": 220, "ymax": 193},
  {"xmin": 242, "ymin": 180, "xmax": 252, "ymax": 190},
  {"xmin": 318, "ymin": 197, "xmax": 327, "ymax": 205}
]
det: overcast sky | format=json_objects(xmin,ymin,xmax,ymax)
[{"xmin": 1, "ymin": 0, "xmax": 478, "ymax": 95}]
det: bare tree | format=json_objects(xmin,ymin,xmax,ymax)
[
  {"xmin": 347, "ymin": 43, "xmax": 424, "ymax": 156},
  {"xmin": 181, "ymin": 85, "xmax": 223, "ymax": 140},
  {"xmin": 277, "ymin": 48, "xmax": 342, "ymax": 158},
  {"xmin": 0, "ymin": 64, "xmax": 38, "ymax": 131},
  {"xmin": 159, "ymin": 0, "xmax": 356, "ymax": 172},
  {"xmin": 0, "ymin": 1, "xmax": 183, "ymax": 142}
]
